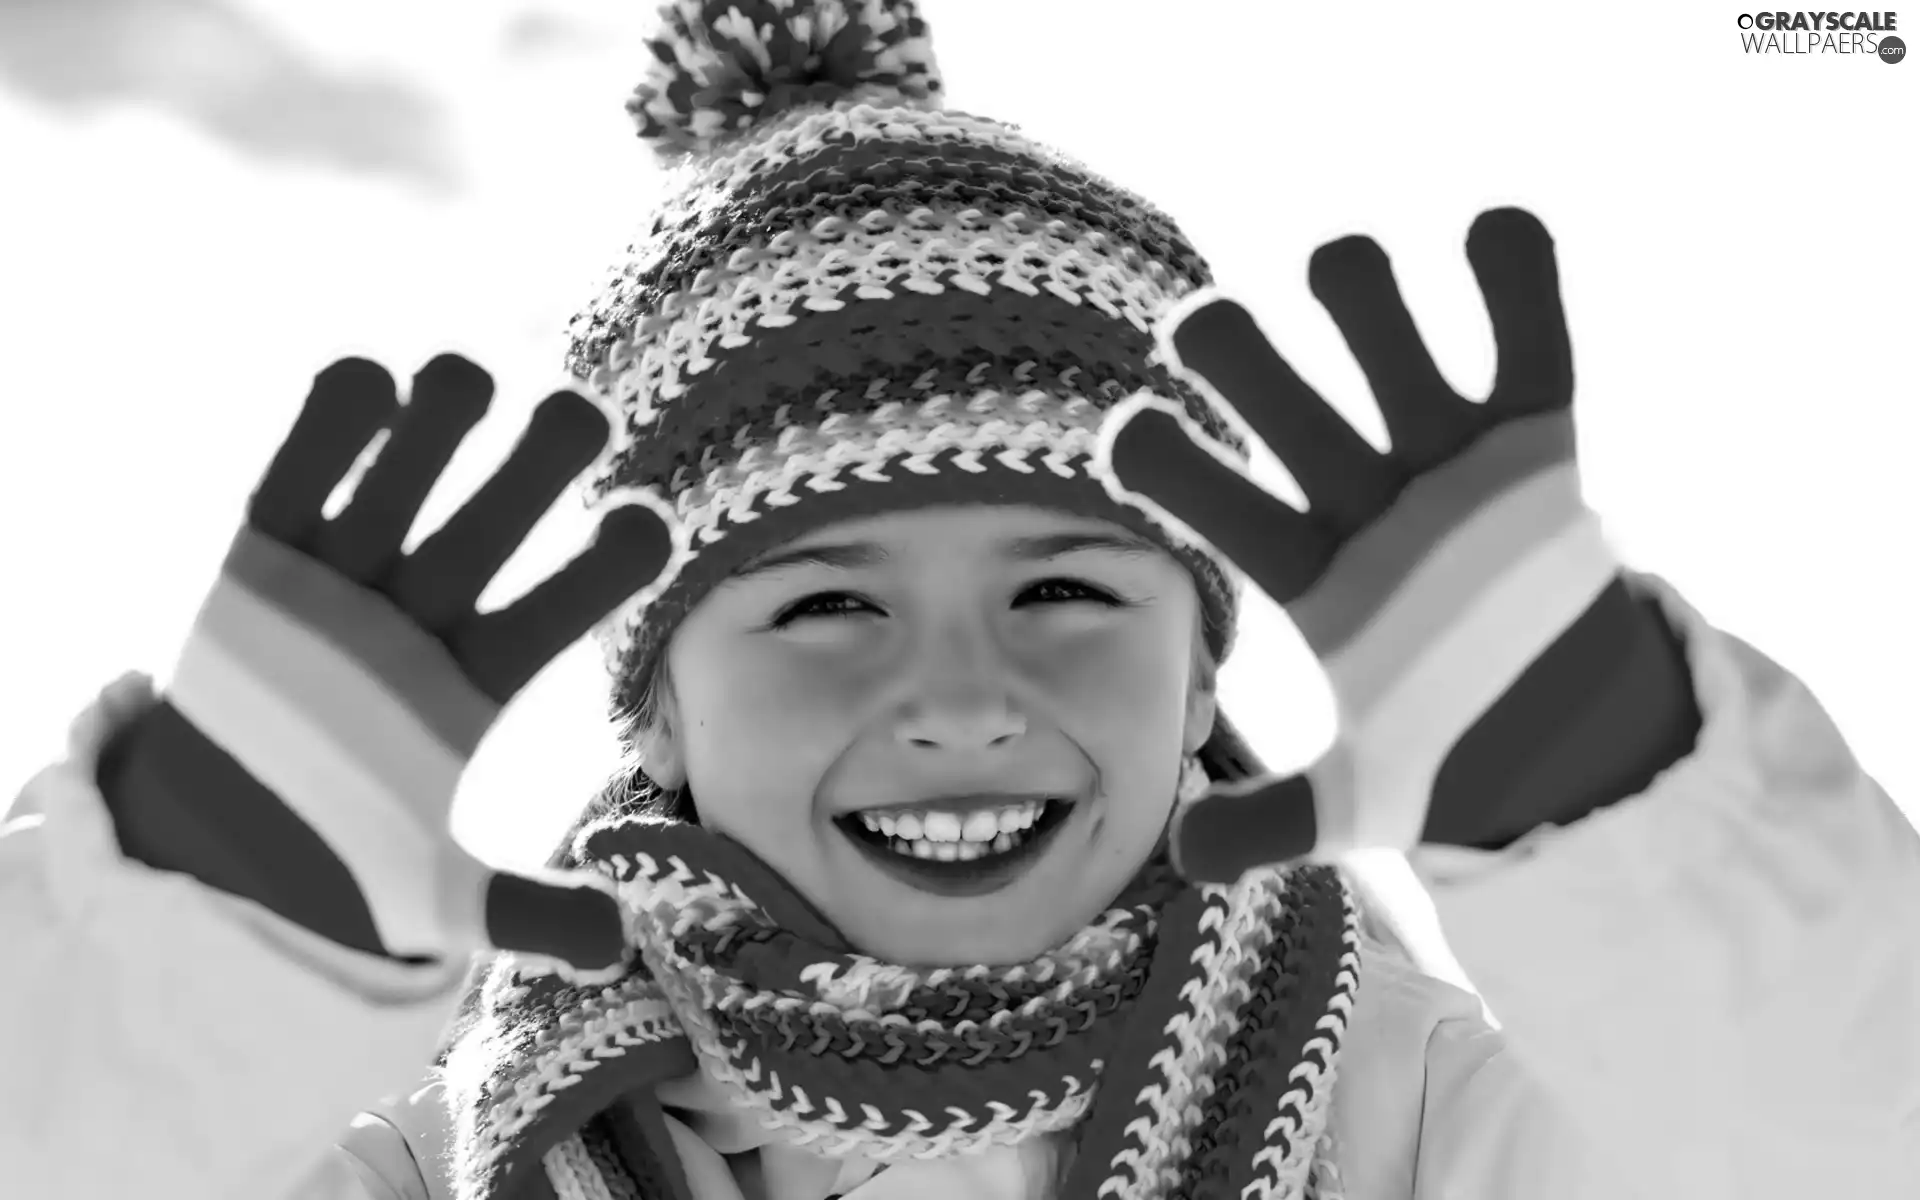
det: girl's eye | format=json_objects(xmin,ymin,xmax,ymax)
[
  {"xmin": 770, "ymin": 591, "xmax": 881, "ymax": 628},
  {"xmin": 1016, "ymin": 578, "xmax": 1126, "ymax": 607},
  {"xmin": 769, "ymin": 579, "xmax": 1129, "ymax": 629}
]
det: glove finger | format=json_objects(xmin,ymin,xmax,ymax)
[
  {"xmin": 1169, "ymin": 772, "xmax": 1319, "ymax": 884},
  {"xmin": 454, "ymin": 502, "xmax": 676, "ymax": 702},
  {"xmin": 483, "ymin": 868, "xmax": 629, "ymax": 974},
  {"xmin": 1308, "ymin": 235, "xmax": 1479, "ymax": 474},
  {"xmin": 314, "ymin": 355, "xmax": 493, "ymax": 583},
  {"xmin": 248, "ymin": 358, "xmax": 398, "ymax": 547},
  {"xmin": 390, "ymin": 390, "xmax": 611, "ymax": 633},
  {"xmin": 1108, "ymin": 405, "xmax": 1340, "ymax": 604},
  {"xmin": 1164, "ymin": 296, "xmax": 1399, "ymax": 541},
  {"xmin": 1466, "ymin": 208, "xmax": 1574, "ymax": 417}
]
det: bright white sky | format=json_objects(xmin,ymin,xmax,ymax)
[{"xmin": 1, "ymin": 0, "xmax": 1913, "ymax": 989}]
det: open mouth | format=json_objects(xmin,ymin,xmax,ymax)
[{"xmin": 833, "ymin": 796, "xmax": 1078, "ymax": 897}]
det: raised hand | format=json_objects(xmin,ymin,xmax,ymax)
[
  {"xmin": 98, "ymin": 355, "xmax": 677, "ymax": 973},
  {"xmin": 1099, "ymin": 207, "xmax": 1627, "ymax": 882}
]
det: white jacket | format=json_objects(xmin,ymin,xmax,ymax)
[{"xmin": 3, "ymin": 579, "xmax": 1916, "ymax": 1199}]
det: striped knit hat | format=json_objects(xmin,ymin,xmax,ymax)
[{"xmin": 570, "ymin": 0, "xmax": 1247, "ymax": 715}]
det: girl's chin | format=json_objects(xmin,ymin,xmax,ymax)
[
  {"xmin": 835, "ymin": 909, "xmax": 1089, "ymax": 970},
  {"xmin": 819, "ymin": 841, "xmax": 1119, "ymax": 968}
]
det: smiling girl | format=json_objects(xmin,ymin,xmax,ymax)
[
  {"xmin": 629, "ymin": 506, "xmax": 1217, "ymax": 963},
  {"xmin": 4, "ymin": 2, "xmax": 1916, "ymax": 1198}
]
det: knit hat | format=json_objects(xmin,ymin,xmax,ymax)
[{"xmin": 572, "ymin": 0, "xmax": 1247, "ymax": 716}]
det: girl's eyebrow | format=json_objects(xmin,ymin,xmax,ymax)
[
  {"xmin": 728, "ymin": 529, "xmax": 1158, "ymax": 583},
  {"xmin": 728, "ymin": 541, "xmax": 888, "ymax": 582},
  {"xmin": 1003, "ymin": 531, "xmax": 1158, "ymax": 561}
]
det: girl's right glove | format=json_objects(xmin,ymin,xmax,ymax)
[
  {"xmin": 1099, "ymin": 208, "xmax": 1695, "ymax": 882},
  {"xmin": 96, "ymin": 355, "xmax": 678, "ymax": 975}
]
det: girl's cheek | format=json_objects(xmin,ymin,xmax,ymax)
[
  {"xmin": 1027, "ymin": 630, "xmax": 1186, "ymax": 707},
  {"xmin": 716, "ymin": 655, "xmax": 878, "ymax": 758}
]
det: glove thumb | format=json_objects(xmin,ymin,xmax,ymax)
[
  {"xmin": 1170, "ymin": 771, "xmax": 1319, "ymax": 884},
  {"xmin": 478, "ymin": 861, "xmax": 630, "ymax": 977},
  {"xmin": 1170, "ymin": 744, "xmax": 1422, "ymax": 884}
]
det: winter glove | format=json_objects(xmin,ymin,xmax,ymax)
[
  {"xmin": 95, "ymin": 355, "xmax": 677, "ymax": 972},
  {"xmin": 1100, "ymin": 207, "xmax": 1700, "ymax": 883}
]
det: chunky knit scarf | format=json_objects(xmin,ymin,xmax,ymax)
[{"xmin": 443, "ymin": 817, "xmax": 1363, "ymax": 1200}]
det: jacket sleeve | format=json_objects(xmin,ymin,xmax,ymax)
[
  {"xmin": 1406, "ymin": 574, "xmax": 1920, "ymax": 1197},
  {"xmin": 0, "ymin": 673, "xmax": 462, "ymax": 1199},
  {"xmin": 1326, "ymin": 932, "xmax": 1625, "ymax": 1200}
]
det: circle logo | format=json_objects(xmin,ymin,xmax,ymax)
[{"xmin": 1881, "ymin": 35, "xmax": 1907, "ymax": 63}]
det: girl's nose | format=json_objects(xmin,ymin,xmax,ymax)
[
  {"xmin": 894, "ymin": 694, "xmax": 1028, "ymax": 750},
  {"xmin": 892, "ymin": 624, "xmax": 1028, "ymax": 750}
]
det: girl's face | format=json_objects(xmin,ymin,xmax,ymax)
[{"xmin": 653, "ymin": 505, "xmax": 1216, "ymax": 966}]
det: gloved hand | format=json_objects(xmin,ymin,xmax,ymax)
[
  {"xmin": 96, "ymin": 354, "xmax": 678, "ymax": 973},
  {"xmin": 1101, "ymin": 207, "xmax": 1697, "ymax": 883}
]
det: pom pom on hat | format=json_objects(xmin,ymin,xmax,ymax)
[{"xmin": 627, "ymin": 0, "xmax": 944, "ymax": 158}]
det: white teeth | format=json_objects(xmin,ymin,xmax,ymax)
[
  {"xmin": 895, "ymin": 832, "xmax": 1012, "ymax": 863},
  {"xmin": 855, "ymin": 801, "xmax": 1045, "ymax": 838},
  {"xmin": 960, "ymin": 810, "xmax": 1000, "ymax": 842},
  {"xmin": 850, "ymin": 799, "xmax": 1062, "ymax": 864}
]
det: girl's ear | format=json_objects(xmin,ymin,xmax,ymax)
[
  {"xmin": 1183, "ymin": 674, "xmax": 1218, "ymax": 757},
  {"xmin": 635, "ymin": 715, "xmax": 686, "ymax": 790},
  {"xmin": 1183, "ymin": 620, "xmax": 1220, "ymax": 757}
]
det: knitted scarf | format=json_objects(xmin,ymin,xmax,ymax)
[{"xmin": 443, "ymin": 818, "xmax": 1363, "ymax": 1200}]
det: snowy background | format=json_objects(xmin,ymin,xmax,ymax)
[{"xmin": 2, "ymin": 0, "xmax": 1913, "ymax": 988}]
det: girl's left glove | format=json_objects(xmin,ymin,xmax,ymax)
[
  {"xmin": 95, "ymin": 357, "xmax": 677, "ymax": 973},
  {"xmin": 1102, "ymin": 207, "xmax": 1696, "ymax": 882}
]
